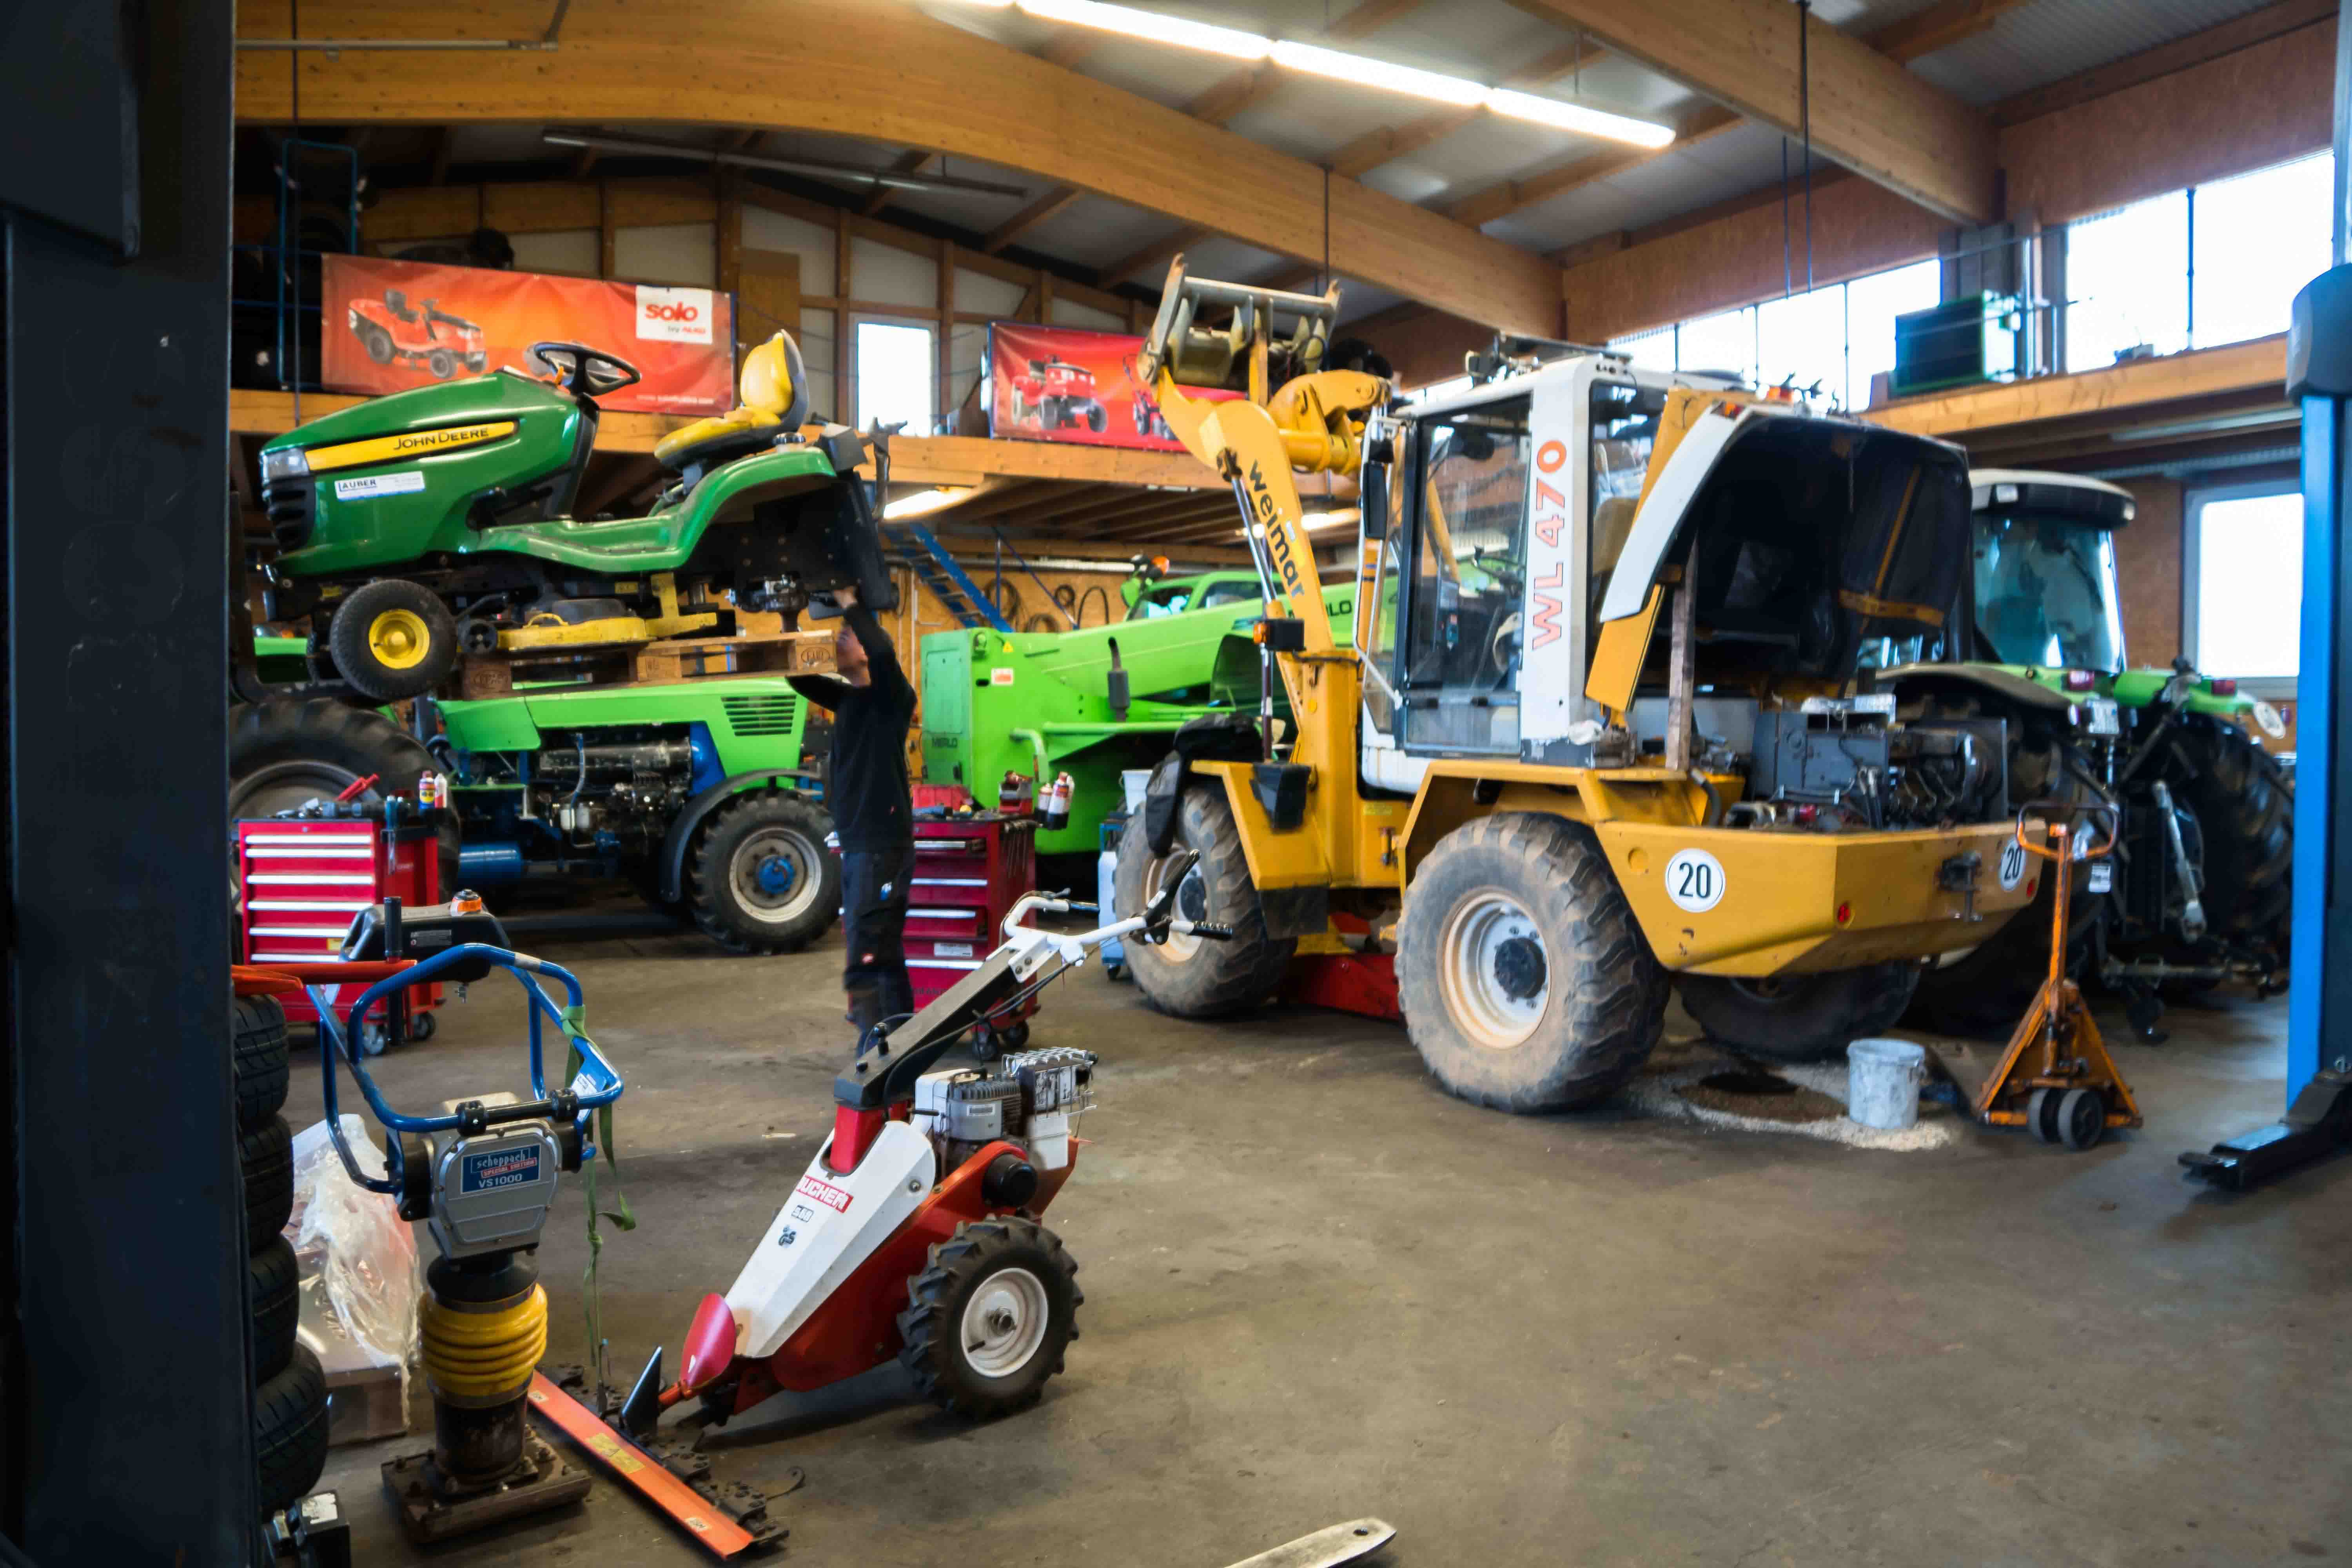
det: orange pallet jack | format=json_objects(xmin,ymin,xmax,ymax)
[{"xmin": 1951, "ymin": 803, "xmax": 2143, "ymax": 1151}]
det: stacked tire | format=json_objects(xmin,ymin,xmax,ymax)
[{"xmin": 236, "ymin": 994, "xmax": 329, "ymax": 1516}]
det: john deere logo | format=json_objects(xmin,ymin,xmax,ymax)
[
  {"xmin": 393, "ymin": 424, "xmax": 504, "ymax": 453},
  {"xmin": 304, "ymin": 420, "xmax": 517, "ymax": 474}
]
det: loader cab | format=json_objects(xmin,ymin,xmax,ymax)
[{"xmin": 1354, "ymin": 356, "xmax": 1681, "ymax": 790}]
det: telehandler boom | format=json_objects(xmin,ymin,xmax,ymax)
[{"xmin": 1115, "ymin": 260, "xmax": 2038, "ymax": 1111}]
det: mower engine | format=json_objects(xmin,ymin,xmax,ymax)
[{"xmin": 912, "ymin": 1046, "xmax": 1096, "ymax": 1176}]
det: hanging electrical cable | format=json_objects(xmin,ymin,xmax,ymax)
[{"xmin": 1800, "ymin": 0, "xmax": 1815, "ymax": 294}]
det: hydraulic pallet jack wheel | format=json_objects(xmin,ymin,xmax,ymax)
[{"xmin": 1963, "ymin": 804, "xmax": 2144, "ymax": 1152}]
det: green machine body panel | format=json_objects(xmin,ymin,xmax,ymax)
[
  {"xmin": 924, "ymin": 580, "xmax": 1355, "ymax": 855},
  {"xmin": 437, "ymin": 677, "xmax": 813, "ymax": 777}
]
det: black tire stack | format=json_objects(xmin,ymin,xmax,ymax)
[{"xmin": 236, "ymin": 994, "xmax": 330, "ymax": 1518}]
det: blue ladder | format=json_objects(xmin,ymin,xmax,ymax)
[{"xmin": 879, "ymin": 519, "xmax": 1014, "ymax": 632}]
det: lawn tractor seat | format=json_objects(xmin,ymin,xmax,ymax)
[
  {"xmin": 384, "ymin": 289, "xmax": 420, "ymax": 324},
  {"xmin": 654, "ymin": 331, "xmax": 811, "ymax": 482}
]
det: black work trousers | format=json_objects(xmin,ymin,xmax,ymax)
[{"xmin": 841, "ymin": 842, "xmax": 916, "ymax": 1036}]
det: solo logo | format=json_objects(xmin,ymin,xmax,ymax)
[{"xmin": 636, "ymin": 285, "xmax": 716, "ymax": 345}]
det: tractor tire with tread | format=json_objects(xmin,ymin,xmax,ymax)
[
  {"xmin": 234, "ymin": 994, "xmax": 292, "ymax": 1130},
  {"xmin": 229, "ymin": 698, "xmax": 460, "ymax": 889},
  {"xmin": 249, "ymin": 1235, "xmax": 301, "ymax": 1381},
  {"xmin": 328, "ymin": 579, "xmax": 459, "ymax": 701},
  {"xmin": 689, "ymin": 792, "xmax": 840, "ymax": 954},
  {"xmin": 1114, "ymin": 788, "xmax": 1294, "ymax": 1017},
  {"xmin": 241, "ymin": 1114, "xmax": 295, "ymax": 1247},
  {"xmin": 255, "ymin": 1345, "xmax": 330, "ymax": 1515},
  {"xmin": 897, "ymin": 1217, "xmax": 1081, "ymax": 1419},
  {"xmin": 1678, "ymin": 962, "xmax": 1920, "ymax": 1063},
  {"xmin": 1394, "ymin": 812, "xmax": 1666, "ymax": 1112},
  {"xmin": 2157, "ymin": 717, "xmax": 2293, "ymax": 958}
]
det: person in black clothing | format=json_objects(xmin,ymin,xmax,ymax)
[{"xmin": 786, "ymin": 586, "xmax": 916, "ymax": 1037}]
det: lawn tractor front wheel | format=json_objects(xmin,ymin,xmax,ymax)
[
  {"xmin": 328, "ymin": 579, "xmax": 459, "ymax": 700},
  {"xmin": 359, "ymin": 323, "xmax": 394, "ymax": 364},
  {"xmin": 1114, "ymin": 787, "xmax": 1295, "ymax": 1017},
  {"xmin": 1676, "ymin": 962, "xmax": 1920, "ymax": 1063},
  {"xmin": 689, "ymin": 792, "xmax": 840, "ymax": 954},
  {"xmin": 427, "ymin": 347, "xmax": 456, "ymax": 379},
  {"xmin": 1396, "ymin": 812, "xmax": 1666, "ymax": 1112}
]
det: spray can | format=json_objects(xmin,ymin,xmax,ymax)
[{"xmin": 1043, "ymin": 772, "xmax": 1074, "ymax": 833}]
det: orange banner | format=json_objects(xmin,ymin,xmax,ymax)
[
  {"xmin": 321, "ymin": 255, "xmax": 735, "ymax": 415},
  {"xmin": 987, "ymin": 322, "xmax": 1236, "ymax": 452}
]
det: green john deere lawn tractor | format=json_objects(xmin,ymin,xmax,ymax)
[
  {"xmin": 255, "ymin": 334, "xmax": 893, "ymax": 699},
  {"xmin": 921, "ymin": 569, "xmax": 1357, "ymax": 855},
  {"xmin": 1883, "ymin": 469, "xmax": 2292, "ymax": 1037}
]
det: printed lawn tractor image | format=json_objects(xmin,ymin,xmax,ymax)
[
  {"xmin": 1007, "ymin": 356, "xmax": 1108, "ymax": 434},
  {"xmin": 347, "ymin": 289, "xmax": 487, "ymax": 381},
  {"xmin": 256, "ymin": 329, "xmax": 896, "ymax": 702},
  {"xmin": 228, "ymin": 680, "xmax": 841, "ymax": 957},
  {"xmin": 527, "ymin": 863, "xmax": 1225, "ymax": 1555},
  {"xmin": 1110, "ymin": 259, "xmax": 2038, "ymax": 1112},
  {"xmin": 1883, "ymin": 470, "xmax": 2293, "ymax": 1040},
  {"xmin": 1127, "ymin": 350, "xmax": 1175, "ymax": 441}
]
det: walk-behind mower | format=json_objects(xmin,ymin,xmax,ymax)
[
  {"xmin": 257, "ymin": 330, "xmax": 895, "ymax": 701},
  {"xmin": 527, "ymin": 857, "xmax": 1228, "ymax": 1555},
  {"xmin": 348, "ymin": 289, "xmax": 487, "ymax": 381}
]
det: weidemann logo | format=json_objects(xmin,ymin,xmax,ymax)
[{"xmin": 636, "ymin": 285, "xmax": 715, "ymax": 346}]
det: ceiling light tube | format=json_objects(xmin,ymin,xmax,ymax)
[
  {"xmin": 1016, "ymin": 0, "xmax": 1268, "ymax": 60},
  {"xmin": 1485, "ymin": 87, "xmax": 1675, "ymax": 149},
  {"xmin": 539, "ymin": 132, "xmax": 1031, "ymax": 195},
  {"xmin": 1269, "ymin": 39, "xmax": 1486, "ymax": 106},
  {"xmin": 885, "ymin": 487, "xmax": 971, "ymax": 520}
]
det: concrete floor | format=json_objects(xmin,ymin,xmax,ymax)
[{"xmin": 291, "ymin": 911, "xmax": 2352, "ymax": 1568}]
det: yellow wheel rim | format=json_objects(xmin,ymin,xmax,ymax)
[{"xmin": 367, "ymin": 607, "xmax": 432, "ymax": 670}]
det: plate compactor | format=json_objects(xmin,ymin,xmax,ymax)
[
  {"xmin": 256, "ymin": 331, "xmax": 895, "ymax": 701},
  {"xmin": 526, "ymin": 856, "xmax": 1229, "ymax": 1557}
]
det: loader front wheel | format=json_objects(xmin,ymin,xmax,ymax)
[
  {"xmin": 1676, "ymin": 962, "xmax": 1920, "ymax": 1063},
  {"xmin": 1114, "ymin": 787, "xmax": 1294, "ymax": 1016},
  {"xmin": 1395, "ymin": 813, "xmax": 1665, "ymax": 1113}
]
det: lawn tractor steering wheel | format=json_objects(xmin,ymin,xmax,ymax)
[{"xmin": 528, "ymin": 341, "xmax": 642, "ymax": 399}]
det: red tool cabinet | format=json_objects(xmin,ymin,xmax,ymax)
[
  {"xmin": 906, "ymin": 812, "xmax": 1038, "ymax": 1045},
  {"xmin": 236, "ymin": 814, "xmax": 443, "ymax": 1036}
]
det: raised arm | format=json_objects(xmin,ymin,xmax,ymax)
[
  {"xmin": 786, "ymin": 672, "xmax": 850, "ymax": 711},
  {"xmin": 842, "ymin": 602, "xmax": 913, "ymax": 707}
]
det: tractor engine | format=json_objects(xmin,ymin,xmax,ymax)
[
  {"xmin": 1745, "ymin": 697, "xmax": 2008, "ymax": 831},
  {"xmin": 535, "ymin": 738, "xmax": 696, "ymax": 848},
  {"xmin": 911, "ymin": 1048, "xmax": 1098, "ymax": 1177},
  {"xmin": 449, "ymin": 731, "xmax": 701, "ymax": 883}
]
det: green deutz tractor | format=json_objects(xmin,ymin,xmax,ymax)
[
  {"xmin": 254, "ymin": 335, "xmax": 893, "ymax": 698},
  {"xmin": 234, "ymin": 331, "xmax": 875, "ymax": 951},
  {"xmin": 1886, "ymin": 470, "xmax": 2292, "ymax": 1037}
]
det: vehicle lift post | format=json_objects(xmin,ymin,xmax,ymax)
[{"xmin": 2181, "ymin": 261, "xmax": 2352, "ymax": 1187}]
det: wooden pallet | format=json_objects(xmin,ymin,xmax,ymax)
[{"xmin": 454, "ymin": 618, "xmax": 835, "ymax": 698}]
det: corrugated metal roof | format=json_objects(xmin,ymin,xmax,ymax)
[{"xmin": 1910, "ymin": 0, "xmax": 2282, "ymax": 105}]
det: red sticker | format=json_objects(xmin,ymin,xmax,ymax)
[{"xmin": 795, "ymin": 1173, "xmax": 853, "ymax": 1213}]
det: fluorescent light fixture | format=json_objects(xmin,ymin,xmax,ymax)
[
  {"xmin": 1486, "ymin": 87, "xmax": 1675, "ymax": 149},
  {"xmin": 2112, "ymin": 405, "xmax": 2299, "ymax": 444},
  {"xmin": 1016, "ymin": 0, "xmax": 1268, "ymax": 60},
  {"xmin": 1240, "ymin": 507, "xmax": 1358, "ymax": 538},
  {"xmin": 884, "ymin": 487, "xmax": 970, "ymax": 519},
  {"xmin": 1269, "ymin": 40, "xmax": 1484, "ymax": 106}
]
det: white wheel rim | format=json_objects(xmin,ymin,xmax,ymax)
[
  {"xmin": 1438, "ymin": 890, "xmax": 1548, "ymax": 1049},
  {"xmin": 960, "ymin": 1266, "xmax": 1051, "ymax": 1378},
  {"xmin": 1141, "ymin": 856, "xmax": 1203, "ymax": 962}
]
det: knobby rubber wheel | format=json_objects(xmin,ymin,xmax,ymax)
[
  {"xmin": 328, "ymin": 579, "xmax": 459, "ymax": 701},
  {"xmin": 234, "ymin": 994, "xmax": 291, "ymax": 1131},
  {"xmin": 228, "ymin": 696, "xmax": 460, "ymax": 899},
  {"xmin": 1677, "ymin": 963, "xmax": 1920, "ymax": 1065},
  {"xmin": 1113, "ymin": 788, "xmax": 1294, "ymax": 1018},
  {"xmin": 360, "ymin": 324, "xmax": 394, "ymax": 365},
  {"xmin": 256, "ymin": 1345, "xmax": 330, "ymax": 1515},
  {"xmin": 427, "ymin": 347, "xmax": 456, "ymax": 379},
  {"xmin": 689, "ymin": 792, "xmax": 841, "ymax": 954},
  {"xmin": 242, "ymin": 1115, "xmax": 295, "ymax": 1243},
  {"xmin": 1394, "ymin": 812, "xmax": 1666, "ymax": 1113},
  {"xmin": 249, "ymin": 1235, "xmax": 301, "ymax": 1381},
  {"xmin": 897, "ymin": 1218, "xmax": 1081, "ymax": 1419},
  {"xmin": 2155, "ymin": 717, "xmax": 2293, "ymax": 965}
]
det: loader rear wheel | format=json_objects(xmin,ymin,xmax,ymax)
[
  {"xmin": 1677, "ymin": 963, "xmax": 1920, "ymax": 1063},
  {"xmin": 897, "ymin": 1217, "xmax": 1080, "ymax": 1419},
  {"xmin": 1395, "ymin": 813, "xmax": 1665, "ymax": 1112},
  {"xmin": 329, "ymin": 579, "xmax": 459, "ymax": 701},
  {"xmin": 1114, "ymin": 788, "xmax": 1294, "ymax": 1016},
  {"xmin": 689, "ymin": 792, "xmax": 840, "ymax": 954}
]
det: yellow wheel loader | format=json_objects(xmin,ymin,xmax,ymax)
[{"xmin": 1112, "ymin": 261, "xmax": 2038, "ymax": 1112}]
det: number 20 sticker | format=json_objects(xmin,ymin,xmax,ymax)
[
  {"xmin": 1664, "ymin": 848, "xmax": 1726, "ymax": 913},
  {"xmin": 1998, "ymin": 838, "xmax": 2028, "ymax": 891}
]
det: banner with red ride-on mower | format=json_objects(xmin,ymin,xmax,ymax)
[
  {"xmin": 987, "ymin": 321, "xmax": 1237, "ymax": 453},
  {"xmin": 319, "ymin": 254, "xmax": 736, "ymax": 416}
]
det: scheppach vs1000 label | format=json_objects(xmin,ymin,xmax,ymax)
[{"xmin": 461, "ymin": 1144, "xmax": 546, "ymax": 1194}]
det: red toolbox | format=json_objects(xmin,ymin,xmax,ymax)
[
  {"xmin": 906, "ymin": 811, "xmax": 1037, "ymax": 1051},
  {"xmin": 236, "ymin": 810, "xmax": 444, "ymax": 1044}
]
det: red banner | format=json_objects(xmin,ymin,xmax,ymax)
[
  {"xmin": 987, "ymin": 321, "xmax": 1236, "ymax": 452},
  {"xmin": 320, "ymin": 254, "xmax": 735, "ymax": 416}
]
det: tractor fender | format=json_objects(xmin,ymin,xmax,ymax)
[
  {"xmin": 658, "ymin": 769, "xmax": 825, "ymax": 903},
  {"xmin": 1878, "ymin": 662, "xmax": 2077, "ymax": 713}
]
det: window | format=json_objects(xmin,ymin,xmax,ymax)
[
  {"xmin": 2065, "ymin": 191, "xmax": 2190, "ymax": 372},
  {"xmin": 2186, "ymin": 483, "xmax": 2303, "ymax": 691},
  {"xmin": 1397, "ymin": 397, "xmax": 1530, "ymax": 755},
  {"xmin": 1676, "ymin": 307, "xmax": 1758, "ymax": 388},
  {"xmin": 1756, "ymin": 285, "xmax": 1844, "ymax": 402},
  {"xmin": 1589, "ymin": 379, "xmax": 1664, "ymax": 627},
  {"xmin": 1973, "ymin": 512, "xmax": 2126, "ymax": 670},
  {"xmin": 1843, "ymin": 260, "xmax": 1940, "ymax": 410},
  {"xmin": 853, "ymin": 319, "xmax": 935, "ymax": 434},
  {"xmin": 2193, "ymin": 152, "xmax": 2334, "ymax": 350}
]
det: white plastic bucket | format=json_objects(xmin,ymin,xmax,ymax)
[
  {"xmin": 1846, "ymin": 1038, "xmax": 1929, "ymax": 1131},
  {"xmin": 1121, "ymin": 768, "xmax": 1152, "ymax": 813}
]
